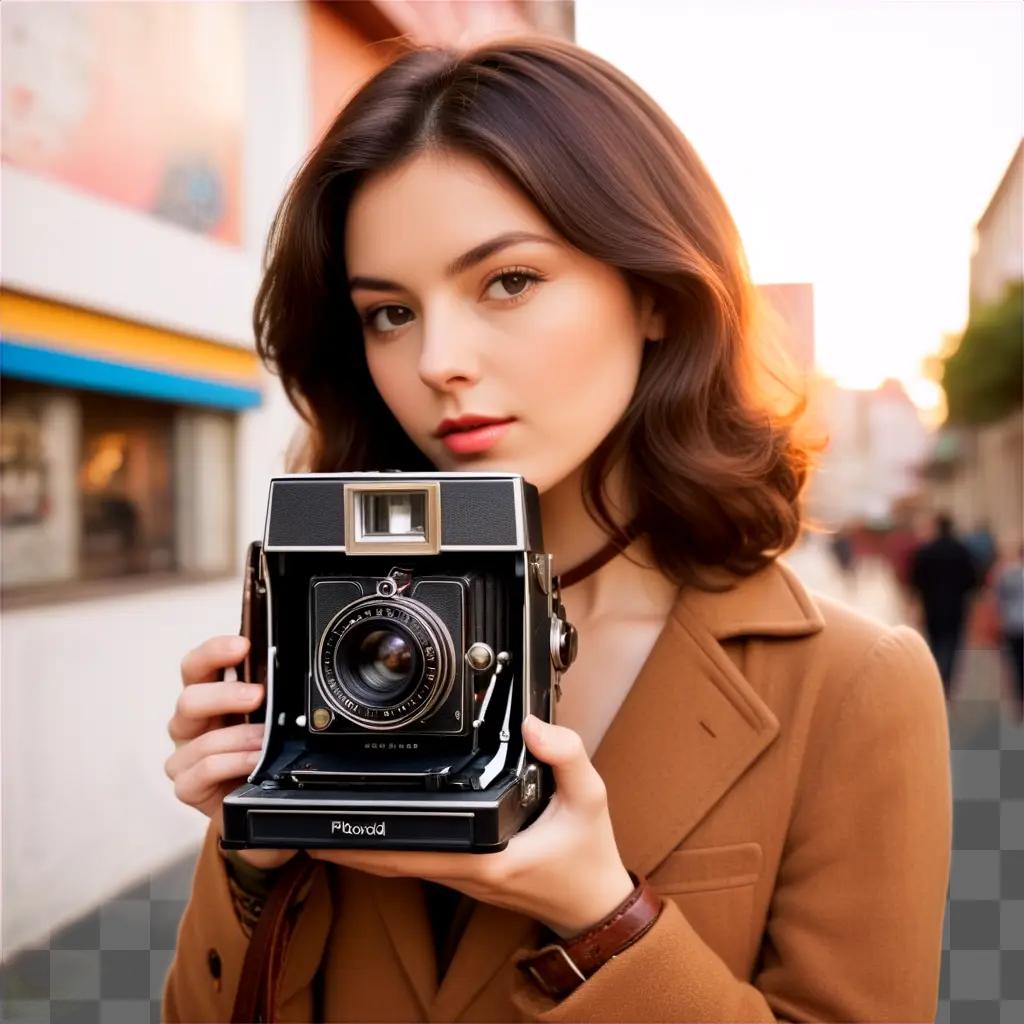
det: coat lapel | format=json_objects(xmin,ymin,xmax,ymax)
[
  {"xmin": 595, "ymin": 559, "xmax": 823, "ymax": 874},
  {"xmin": 428, "ymin": 900, "xmax": 542, "ymax": 1020},
  {"xmin": 371, "ymin": 558, "xmax": 824, "ymax": 1021},
  {"xmin": 366, "ymin": 875, "xmax": 439, "ymax": 1014}
]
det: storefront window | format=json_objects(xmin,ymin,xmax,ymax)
[
  {"xmin": 1, "ymin": 380, "xmax": 236, "ymax": 596},
  {"xmin": 1, "ymin": 394, "xmax": 50, "ymax": 529},
  {"xmin": 1, "ymin": 382, "xmax": 77, "ymax": 588},
  {"xmin": 78, "ymin": 391, "xmax": 176, "ymax": 579}
]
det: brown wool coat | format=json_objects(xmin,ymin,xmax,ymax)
[{"xmin": 162, "ymin": 560, "xmax": 951, "ymax": 1023}]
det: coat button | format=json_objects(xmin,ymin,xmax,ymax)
[{"xmin": 207, "ymin": 947, "xmax": 222, "ymax": 991}]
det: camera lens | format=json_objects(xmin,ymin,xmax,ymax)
[
  {"xmin": 316, "ymin": 594, "xmax": 456, "ymax": 730},
  {"xmin": 337, "ymin": 619, "xmax": 421, "ymax": 706},
  {"xmin": 356, "ymin": 629, "xmax": 415, "ymax": 694}
]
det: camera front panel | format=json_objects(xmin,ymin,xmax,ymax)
[{"xmin": 309, "ymin": 576, "xmax": 467, "ymax": 737}]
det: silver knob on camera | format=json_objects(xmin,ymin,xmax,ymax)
[
  {"xmin": 550, "ymin": 617, "xmax": 579, "ymax": 672},
  {"xmin": 376, "ymin": 567, "xmax": 413, "ymax": 598},
  {"xmin": 519, "ymin": 762, "xmax": 540, "ymax": 808},
  {"xmin": 547, "ymin": 573, "xmax": 577, "ymax": 703},
  {"xmin": 549, "ymin": 571, "xmax": 578, "ymax": 673},
  {"xmin": 465, "ymin": 642, "xmax": 496, "ymax": 672}
]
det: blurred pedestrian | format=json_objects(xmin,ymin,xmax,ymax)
[
  {"xmin": 994, "ymin": 542, "xmax": 1024, "ymax": 721},
  {"xmin": 883, "ymin": 513, "xmax": 925, "ymax": 620},
  {"xmin": 909, "ymin": 513, "xmax": 979, "ymax": 695},
  {"xmin": 829, "ymin": 527, "xmax": 856, "ymax": 584},
  {"xmin": 964, "ymin": 519, "xmax": 998, "ymax": 581}
]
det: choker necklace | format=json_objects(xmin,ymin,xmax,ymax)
[{"xmin": 558, "ymin": 523, "xmax": 642, "ymax": 589}]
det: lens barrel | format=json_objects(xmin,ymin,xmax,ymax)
[{"xmin": 315, "ymin": 595, "xmax": 455, "ymax": 730}]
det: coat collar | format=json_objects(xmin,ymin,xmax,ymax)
[
  {"xmin": 683, "ymin": 556, "xmax": 826, "ymax": 640},
  {"xmin": 369, "ymin": 558, "xmax": 823, "ymax": 1021}
]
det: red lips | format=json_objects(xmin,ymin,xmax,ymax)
[
  {"xmin": 434, "ymin": 414, "xmax": 515, "ymax": 439},
  {"xmin": 435, "ymin": 415, "xmax": 517, "ymax": 456}
]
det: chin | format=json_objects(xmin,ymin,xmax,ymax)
[
  {"xmin": 425, "ymin": 440, "xmax": 583, "ymax": 496},
  {"xmin": 485, "ymin": 459, "xmax": 581, "ymax": 496},
  {"xmin": 431, "ymin": 453, "xmax": 534, "ymax": 488},
  {"xmin": 438, "ymin": 453, "xmax": 525, "ymax": 476}
]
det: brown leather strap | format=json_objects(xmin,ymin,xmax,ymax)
[
  {"xmin": 517, "ymin": 872, "xmax": 662, "ymax": 1000},
  {"xmin": 229, "ymin": 851, "xmax": 315, "ymax": 1023},
  {"xmin": 558, "ymin": 524, "xmax": 641, "ymax": 589}
]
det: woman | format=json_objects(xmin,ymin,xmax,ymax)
[{"xmin": 162, "ymin": 35, "xmax": 951, "ymax": 1023}]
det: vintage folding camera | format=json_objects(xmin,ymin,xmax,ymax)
[{"xmin": 221, "ymin": 471, "xmax": 578, "ymax": 853}]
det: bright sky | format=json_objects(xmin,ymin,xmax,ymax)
[{"xmin": 577, "ymin": 0, "xmax": 1023, "ymax": 414}]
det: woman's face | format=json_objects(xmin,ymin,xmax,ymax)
[{"xmin": 344, "ymin": 150, "xmax": 662, "ymax": 493}]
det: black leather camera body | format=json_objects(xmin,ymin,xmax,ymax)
[{"xmin": 221, "ymin": 471, "xmax": 578, "ymax": 853}]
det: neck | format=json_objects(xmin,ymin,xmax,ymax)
[{"xmin": 539, "ymin": 462, "xmax": 678, "ymax": 622}]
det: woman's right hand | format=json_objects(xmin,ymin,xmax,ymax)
[{"xmin": 165, "ymin": 634, "xmax": 296, "ymax": 870}]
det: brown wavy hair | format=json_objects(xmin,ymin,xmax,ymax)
[{"xmin": 253, "ymin": 35, "xmax": 815, "ymax": 590}]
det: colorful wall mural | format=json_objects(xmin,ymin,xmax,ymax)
[{"xmin": 1, "ymin": 2, "xmax": 244, "ymax": 245}]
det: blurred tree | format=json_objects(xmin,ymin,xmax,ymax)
[{"xmin": 942, "ymin": 281, "xmax": 1024, "ymax": 424}]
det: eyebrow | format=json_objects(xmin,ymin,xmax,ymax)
[{"xmin": 347, "ymin": 230, "xmax": 561, "ymax": 294}]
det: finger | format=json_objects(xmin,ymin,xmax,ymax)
[
  {"xmin": 309, "ymin": 847, "xmax": 490, "ymax": 884},
  {"xmin": 173, "ymin": 750, "xmax": 261, "ymax": 810},
  {"xmin": 165, "ymin": 722, "xmax": 265, "ymax": 780},
  {"xmin": 504, "ymin": 794, "xmax": 565, "ymax": 864},
  {"xmin": 521, "ymin": 716, "xmax": 606, "ymax": 808},
  {"xmin": 180, "ymin": 635, "xmax": 250, "ymax": 686},
  {"xmin": 306, "ymin": 848, "xmax": 435, "ymax": 875},
  {"xmin": 168, "ymin": 681, "xmax": 264, "ymax": 743},
  {"xmin": 307, "ymin": 849, "xmax": 398, "ymax": 875},
  {"xmin": 514, "ymin": 790, "xmax": 560, "ymax": 833}
]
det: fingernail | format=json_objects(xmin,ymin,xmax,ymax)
[
  {"xmin": 229, "ymin": 635, "xmax": 249, "ymax": 653},
  {"xmin": 247, "ymin": 751, "xmax": 261, "ymax": 766}
]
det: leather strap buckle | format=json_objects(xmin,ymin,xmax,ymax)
[
  {"xmin": 522, "ymin": 943, "xmax": 587, "ymax": 1000},
  {"xmin": 517, "ymin": 873, "xmax": 662, "ymax": 1001}
]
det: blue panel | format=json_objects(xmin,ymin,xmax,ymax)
[{"xmin": 0, "ymin": 339, "xmax": 262, "ymax": 410}]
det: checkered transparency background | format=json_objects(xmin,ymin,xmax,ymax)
[
  {"xmin": 939, "ymin": 647, "xmax": 1023, "ymax": 1024},
  {"xmin": 0, "ymin": 854, "xmax": 190, "ymax": 1023},
  {"xmin": 2, "ymin": 647, "xmax": 1022, "ymax": 1024}
]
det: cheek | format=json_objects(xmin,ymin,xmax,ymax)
[
  {"xmin": 494, "ymin": 281, "xmax": 642, "ymax": 493},
  {"xmin": 365, "ymin": 344, "xmax": 421, "ymax": 427},
  {"xmin": 518, "ymin": 281, "xmax": 643, "ymax": 417}
]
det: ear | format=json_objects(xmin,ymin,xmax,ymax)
[{"xmin": 637, "ymin": 289, "xmax": 666, "ymax": 343}]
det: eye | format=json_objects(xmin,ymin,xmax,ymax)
[
  {"xmin": 362, "ymin": 305, "xmax": 415, "ymax": 335},
  {"xmin": 483, "ymin": 268, "xmax": 544, "ymax": 303},
  {"xmin": 360, "ymin": 267, "xmax": 546, "ymax": 337}
]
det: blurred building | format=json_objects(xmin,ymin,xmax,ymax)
[
  {"xmin": 805, "ymin": 376, "xmax": 932, "ymax": 529},
  {"xmin": 969, "ymin": 139, "xmax": 1023, "ymax": 311},
  {"xmin": 924, "ymin": 140, "xmax": 1024, "ymax": 549},
  {"xmin": 0, "ymin": 0, "xmax": 573, "ymax": 956},
  {"xmin": 753, "ymin": 282, "xmax": 931, "ymax": 530}
]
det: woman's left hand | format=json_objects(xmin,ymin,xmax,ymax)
[{"xmin": 308, "ymin": 714, "xmax": 635, "ymax": 938}]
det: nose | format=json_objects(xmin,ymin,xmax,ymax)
[{"xmin": 417, "ymin": 307, "xmax": 482, "ymax": 393}]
